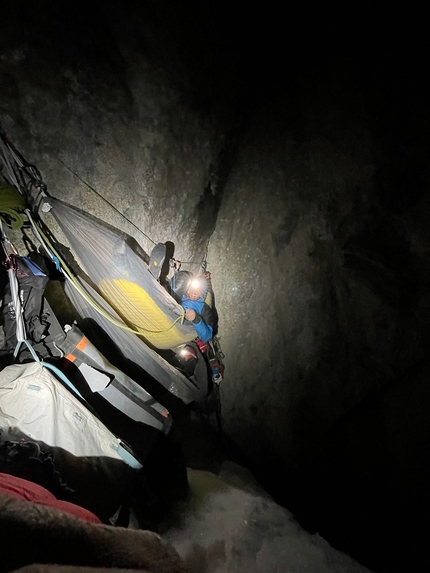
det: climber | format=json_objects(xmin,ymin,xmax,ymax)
[{"xmin": 171, "ymin": 270, "xmax": 217, "ymax": 343}]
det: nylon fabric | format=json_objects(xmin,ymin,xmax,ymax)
[
  {"xmin": 48, "ymin": 197, "xmax": 197, "ymax": 349},
  {"xmin": 0, "ymin": 362, "xmax": 124, "ymax": 461},
  {"xmin": 64, "ymin": 277, "xmax": 208, "ymax": 404},
  {"xmin": 57, "ymin": 323, "xmax": 172, "ymax": 434},
  {"xmin": 100, "ymin": 278, "xmax": 194, "ymax": 348}
]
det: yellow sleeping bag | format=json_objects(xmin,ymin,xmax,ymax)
[{"xmin": 99, "ymin": 278, "xmax": 196, "ymax": 349}]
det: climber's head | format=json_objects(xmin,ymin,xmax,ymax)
[
  {"xmin": 186, "ymin": 277, "xmax": 207, "ymax": 301},
  {"xmin": 170, "ymin": 270, "xmax": 193, "ymax": 300}
]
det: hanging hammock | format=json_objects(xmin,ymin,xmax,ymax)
[
  {"xmin": 0, "ymin": 128, "xmax": 209, "ymax": 404},
  {"xmin": 45, "ymin": 197, "xmax": 198, "ymax": 350}
]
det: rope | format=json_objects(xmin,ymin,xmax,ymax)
[
  {"xmin": 181, "ymin": 240, "xmax": 209, "ymax": 269},
  {"xmin": 0, "ymin": 221, "xmax": 19, "ymax": 256},
  {"xmin": 0, "ymin": 134, "xmax": 29, "ymax": 193},
  {"xmin": 1, "ymin": 127, "xmax": 210, "ymax": 270},
  {"xmin": 0, "ymin": 179, "xmax": 27, "ymax": 229},
  {"xmin": 1, "ymin": 126, "xmax": 207, "ymax": 325},
  {"xmin": 52, "ymin": 158, "xmax": 211, "ymax": 270},
  {"xmin": 55, "ymin": 157, "xmax": 156, "ymax": 247},
  {"xmin": 26, "ymin": 209, "xmax": 186, "ymax": 336},
  {"xmin": 1, "ymin": 128, "xmax": 133, "ymax": 243}
]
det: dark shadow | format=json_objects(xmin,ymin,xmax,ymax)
[
  {"xmin": 161, "ymin": 240, "xmax": 175, "ymax": 286},
  {"xmin": 0, "ymin": 427, "xmax": 134, "ymax": 522},
  {"xmin": 125, "ymin": 235, "xmax": 150, "ymax": 265}
]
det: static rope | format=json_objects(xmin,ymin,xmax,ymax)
[
  {"xmin": 0, "ymin": 179, "xmax": 26, "ymax": 229},
  {"xmin": 53, "ymin": 158, "xmax": 209, "ymax": 270},
  {"xmin": 0, "ymin": 129, "xmax": 47, "ymax": 200},
  {"xmin": 55, "ymin": 157, "xmax": 156, "ymax": 247},
  {"xmin": 1, "ymin": 128, "xmax": 201, "ymax": 334},
  {"xmin": 1, "ymin": 128, "xmax": 209, "ymax": 271}
]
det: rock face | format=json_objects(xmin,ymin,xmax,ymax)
[
  {"xmin": 1, "ymin": 3, "xmax": 429, "ymax": 572},
  {"xmin": 0, "ymin": 1, "xmax": 226, "ymax": 263},
  {"xmin": 165, "ymin": 467, "xmax": 373, "ymax": 573}
]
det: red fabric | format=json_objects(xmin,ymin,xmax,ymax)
[
  {"xmin": 0, "ymin": 472, "xmax": 102, "ymax": 524},
  {"xmin": 195, "ymin": 338, "xmax": 207, "ymax": 353}
]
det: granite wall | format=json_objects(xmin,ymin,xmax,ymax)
[{"xmin": 1, "ymin": 3, "xmax": 429, "ymax": 571}]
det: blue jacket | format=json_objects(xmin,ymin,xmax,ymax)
[{"xmin": 181, "ymin": 296, "xmax": 215, "ymax": 342}]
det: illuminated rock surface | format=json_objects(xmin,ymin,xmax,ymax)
[{"xmin": 1, "ymin": 3, "xmax": 429, "ymax": 572}]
